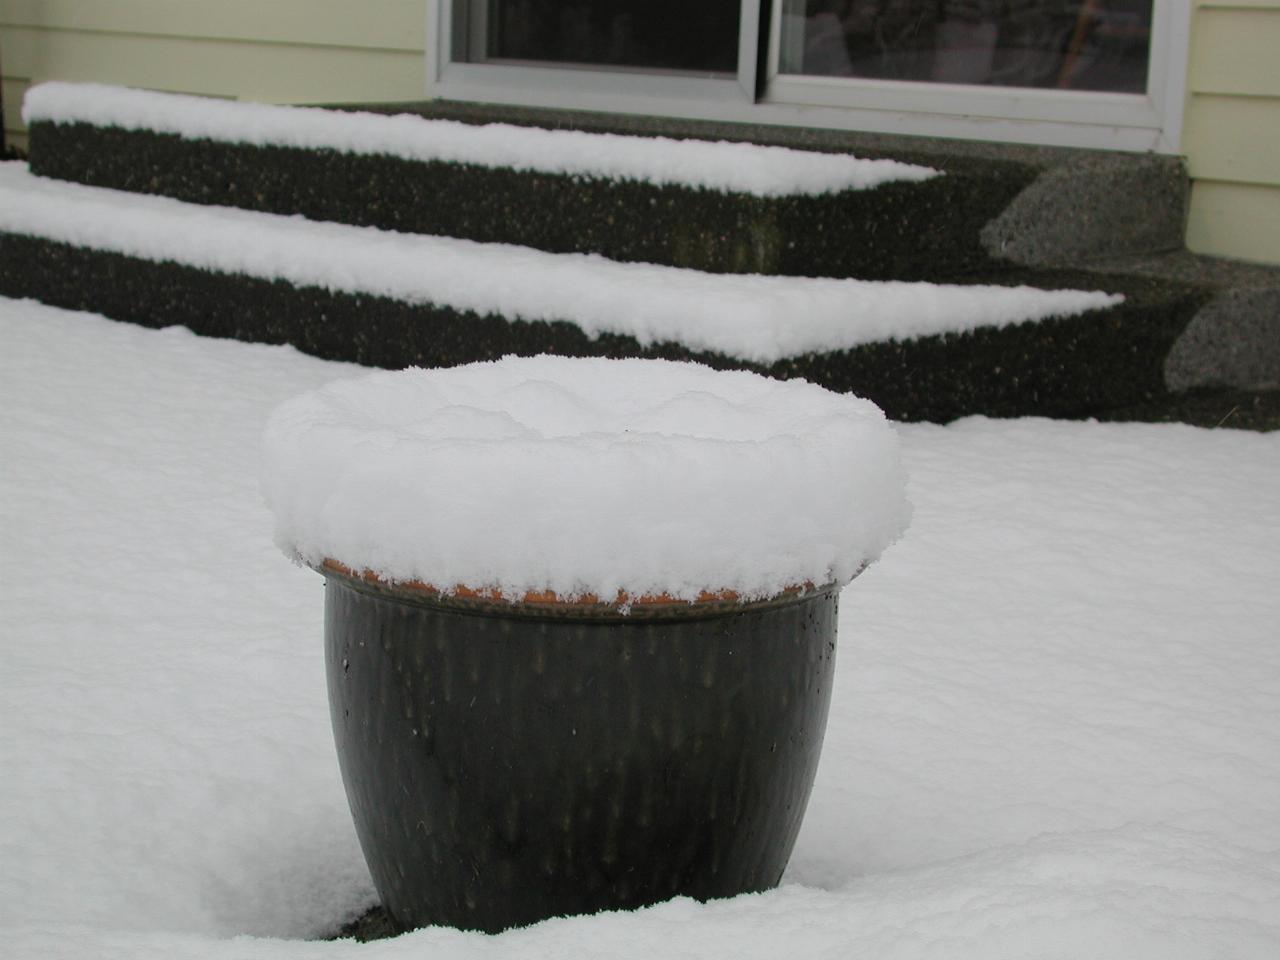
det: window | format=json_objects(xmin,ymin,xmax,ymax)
[
  {"xmin": 456, "ymin": 0, "xmax": 741, "ymax": 74},
  {"xmin": 426, "ymin": 1, "xmax": 1190, "ymax": 152},
  {"xmin": 778, "ymin": 1, "xmax": 1153, "ymax": 93},
  {"xmin": 432, "ymin": 0, "xmax": 763, "ymax": 107}
]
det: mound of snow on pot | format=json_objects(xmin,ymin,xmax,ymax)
[{"xmin": 262, "ymin": 357, "xmax": 909, "ymax": 602}]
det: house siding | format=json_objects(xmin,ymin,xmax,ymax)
[
  {"xmin": 1184, "ymin": 1, "xmax": 1280, "ymax": 264},
  {"xmin": 0, "ymin": 0, "xmax": 427, "ymax": 149}
]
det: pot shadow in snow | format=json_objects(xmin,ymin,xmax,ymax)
[{"xmin": 327, "ymin": 904, "xmax": 398, "ymax": 942}]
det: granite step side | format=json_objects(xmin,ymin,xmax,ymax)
[
  {"xmin": 0, "ymin": 230, "xmax": 1206, "ymax": 423},
  {"xmin": 1055, "ymin": 249, "xmax": 1280, "ymax": 393}
]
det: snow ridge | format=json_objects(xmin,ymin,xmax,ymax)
[
  {"xmin": 21, "ymin": 81, "xmax": 938, "ymax": 197},
  {"xmin": 0, "ymin": 163, "xmax": 1122, "ymax": 363},
  {"xmin": 261, "ymin": 357, "xmax": 910, "ymax": 602}
]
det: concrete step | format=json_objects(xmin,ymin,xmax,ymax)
[
  {"xmin": 0, "ymin": 165, "xmax": 1204, "ymax": 424},
  {"xmin": 22, "ymin": 83, "xmax": 1187, "ymax": 283},
  {"xmin": 1097, "ymin": 387, "xmax": 1280, "ymax": 431},
  {"xmin": 1059, "ymin": 249, "xmax": 1280, "ymax": 394}
]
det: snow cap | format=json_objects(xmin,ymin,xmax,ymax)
[
  {"xmin": 22, "ymin": 81, "xmax": 937, "ymax": 197},
  {"xmin": 0, "ymin": 163, "xmax": 1124, "ymax": 364},
  {"xmin": 262, "ymin": 356, "xmax": 910, "ymax": 605}
]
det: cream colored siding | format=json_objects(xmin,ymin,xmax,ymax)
[
  {"xmin": 3, "ymin": 27, "xmax": 423, "ymax": 102},
  {"xmin": 0, "ymin": 0, "xmax": 426, "ymax": 151},
  {"xmin": 1187, "ymin": 180, "xmax": 1280, "ymax": 262},
  {"xmin": 1184, "ymin": 1, "xmax": 1280, "ymax": 264},
  {"xmin": 1189, "ymin": 6, "xmax": 1280, "ymax": 95},
  {"xmin": 1184, "ymin": 95, "xmax": 1280, "ymax": 185},
  {"xmin": 2, "ymin": 73, "xmax": 26, "ymax": 148},
  {"xmin": 0, "ymin": 0, "xmax": 424, "ymax": 50}
]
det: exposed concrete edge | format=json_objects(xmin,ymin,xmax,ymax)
[
  {"xmin": 350, "ymin": 98, "xmax": 1096, "ymax": 168},
  {"xmin": 1077, "ymin": 249, "xmax": 1280, "ymax": 289},
  {"xmin": 1166, "ymin": 287, "xmax": 1280, "ymax": 391},
  {"xmin": 1051, "ymin": 249, "xmax": 1280, "ymax": 392},
  {"xmin": 981, "ymin": 153, "xmax": 1188, "ymax": 267}
]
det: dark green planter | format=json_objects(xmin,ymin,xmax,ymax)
[{"xmin": 322, "ymin": 563, "xmax": 840, "ymax": 934}]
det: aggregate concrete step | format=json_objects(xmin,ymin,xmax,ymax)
[
  {"xmin": 0, "ymin": 219, "xmax": 1205, "ymax": 424},
  {"xmin": 1096, "ymin": 387, "xmax": 1280, "ymax": 431},
  {"xmin": 1059, "ymin": 250, "xmax": 1280, "ymax": 394},
  {"xmin": 22, "ymin": 83, "xmax": 1187, "ymax": 283},
  {"xmin": 388, "ymin": 98, "xmax": 1192, "ymax": 272}
]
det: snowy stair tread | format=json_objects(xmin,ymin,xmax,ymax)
[
  {"xmin": 0, "ymin": 161, "xmax": 1199, "ymax": 422},
  {"xmin": 21, "ymin": 82, "xmax": 936, "ymax": 197},
  {"xmin": 21, "ymin": 82, "xmax": 1032, "ymax": 281},
  {"xmin": 0, "ymin": 163, "xmax": 1120, "ymax": 364}
]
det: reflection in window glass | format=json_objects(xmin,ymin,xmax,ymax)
[
  {"xmin": 461, "ymin": 0, "xmax": 741, "ymax": 74},
  {"xmin": 779, "ymin": 1, "xmax": 1152, "ymax": 93}
]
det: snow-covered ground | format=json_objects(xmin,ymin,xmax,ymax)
[{"xmin": 3, "ymin": 296, "xmax": 1278, "ymax": 959}]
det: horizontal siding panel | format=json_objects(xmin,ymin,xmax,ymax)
[
  {"xmin": 0, "ymin": 0, "xmax": 424, "ymax": 52},
  {"xmin": 3, "ymin": 75, "xmax": 30, "ymax": 149},
  {"xmin": 2, "ymin": 27, "xmax": 424, "ymax": 106},
  {"xmin": 1189, "ymin": 8, "xmax": 1280, "ymax": 96},
  {"xmin": 1194, "ymin": 1, "xmax": 1280, "ymax": 9},
  {"xmin": 1182, "ymin": 94, "xmax": 1280, "ymax": 185},
  {"xmin": 1187, "ymin": 181, "xmax": 1280, "ymax": 265}
]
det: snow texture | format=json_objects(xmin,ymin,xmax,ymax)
[
  {"xmin": 4, "ymin": 296, "xmax": 1280, "ymax": 959},
  {"xmin": 20, "ymin": 81, "xmax": 938, "ymax": 197},
  {"xmin": 261, "ymin": 357, "xmax": 909, "ymax": 601},
  {"xmin": 0, "ymin": 162, "xmax": 1123, "ymax": 363}
]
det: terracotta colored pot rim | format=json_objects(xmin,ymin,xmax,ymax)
[{"xmin": 317, "ymin": 558, "xmax": 846, "ymax": 618}]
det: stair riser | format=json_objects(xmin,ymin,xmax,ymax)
[
  {"xmin": 0, "ymin": 232, "xmax": 1203, "ymax": 422},
  {"xmin": 27, "ymin": 121, "xmax": 1033, "ymax": 282}
]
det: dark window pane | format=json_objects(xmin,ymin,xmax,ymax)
[
  {"xmin": 781, "ymin": 1, "xmax": 1152, "ymax": 93},
  {"xmin": 466, "ymin": 0, "xmax": 741, "ymax": 74}
]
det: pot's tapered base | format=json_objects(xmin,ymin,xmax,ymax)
[{"xmin": 324, "ymin": 573, "xmax": 839, "ymax": 934}]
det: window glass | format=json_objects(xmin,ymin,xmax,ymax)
[
  {"xmin": 460, "ymin": 0, "xmax": 742, "ymax": 74},
  {"xmin": 779, "ymin": 1, "xmax": 1152, "ymax": 93}
]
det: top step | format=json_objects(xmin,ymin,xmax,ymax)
[{"xmin": 22, "ymin": 83, "xmax": 1186, "ymax": 282}]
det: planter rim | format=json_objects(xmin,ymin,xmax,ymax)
[
  {"xmin": 266, "ymin": 359, "xmax": 909, "ymax": 606},
  {"xmin": 317, "ymin": 558, "xmax": 845, "ymax": 621}
]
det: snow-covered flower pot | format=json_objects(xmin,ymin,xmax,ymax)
[{"xmin": 263, "ymin": 356, "xmax": 908, "ymax": 934}]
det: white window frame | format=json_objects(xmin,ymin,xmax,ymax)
[{"xmin": 425, "ymin": 1, "xmax": 1190, "ymax": 154}]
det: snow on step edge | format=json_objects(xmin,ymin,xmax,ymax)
[
  {"xmin": 0, "ymin": 163, "xmax": 1122, "ymax": 364},
  {"xmin": 21, "ymin": 81, "xmax": 937, "ymax": 198}
]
